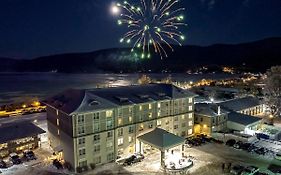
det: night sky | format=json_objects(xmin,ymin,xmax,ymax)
[{"xmin": 0, "ymin": 0, "xmax": 281, "ymax": 59}]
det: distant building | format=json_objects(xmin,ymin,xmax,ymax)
[
  {"xmin": 227, "ymin": 112, "xmax": 262, "ymax": 135},
  {"xmin": 194, "ymin": 103, "xmax": 228, "ymax": 135},
  {"xmin": 0, "ymin": 122, "xmax": 45, "ymax": 158},
  {"xmin": 218, "ymin": 96, "xmax": 264, "ymax": 116},
  {"xmin": 45, "ymin": 84, "xmax": 196, "ymax": 171}
]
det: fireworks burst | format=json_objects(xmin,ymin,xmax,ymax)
[{"xmin": 113, "ymin": 0, "xmax": 187, "ymax": 59}]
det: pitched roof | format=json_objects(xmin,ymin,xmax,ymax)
[
  {"xmin": 195, "ymin": 103, "xmax": 228, "ymax": 117},
  {"xmin": 0, "ymin": 122, "xmax": 45, "ymax": 144},
  {"xmin": 45, "ymin": 84, "xmax": 196, "ymax": 115},
  {"xmin": 228, "ymin": 112, "xmax": 262, "ymax": 126},
  {"xmin": 137, "ymin": 128, "xmax": 185, "ymax": 151},
  {"xmin": 218, "ymin": 96, "xmax": 261, "ymax": 112}
]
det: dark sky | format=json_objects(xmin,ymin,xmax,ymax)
[{"xmin": 0, "ymin": 0, "xmax": 280, "ymax": 59}]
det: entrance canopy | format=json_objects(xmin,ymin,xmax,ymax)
[{"xmin": 138, "ymin": 128, "xmax": 185, "ymax": 151}]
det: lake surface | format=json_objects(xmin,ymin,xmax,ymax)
[{"xmin": 0, "ymin": 73, "xmax": 238, "ymax": 105}]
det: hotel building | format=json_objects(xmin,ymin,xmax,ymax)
[{"xmin": 45, "ymin": 84, "xmax": 196, "ymax": 171}]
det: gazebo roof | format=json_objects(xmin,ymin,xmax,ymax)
[{"xmin": 138, "ymin": 128, "xmax": 185, "ymax": 151}]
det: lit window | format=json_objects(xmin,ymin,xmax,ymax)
[
  {"xmin": 149, "ymin": 113, "xmax": 152, "ymax": 118},
  {"xmin": 158, "ymin": 103, "xmax": 161, "ymax": 108},
  {"xmin": 157, "ymin": 120, "xmax": 162, "ymax": 126},
  {"xmin": 56, "ymin": 119, "xmax": 59, "ymax": 126},
  {"xmin": 189, "ymin": 121, "xmax": 193, "ymax": 126},
  {"xmin": 118, "ymin": 118, "xmax": 122, "ymax": 125},
  {"xmin": 189, "ymin": 105, "xmax": 193, "ymax": 111},
  {"xmin": 56, "ymin": 110, "xmax": 59, "ymax": 116},
  {"xmin": 181, "ymin": 115, "xmax": 185, "ymax": 120},
  {"xmin": 57, "ymin": 129, "xmax": 60, "ymax": 136},
  {"xmin": 149, "ymin": 104, "xmax": 152, "ymax": 110},
  {"xmin": 139, "ymin": 105, "xmax": 142, "ymax": 110},
  {"xmin": 188, "ymin": 113, "xmax": 193, "ymax": 119},
  {"xmin": 106, "ymin": 110, "xmax": 113, "ymax": 117},
  {"xmin": 118, "ymin": 138, "xmax": 123, "ymax": 145},
  {"xmin": 129, "ymin": 116, "xmax": 132, "ymax": 122},
  {"xmin": 188, "ymin": 129, "xmax": 193, "ymax": 135},
  {"xmin": 128, "ymin": 136, "xmax": 132, "ymax": 143},
  {"xmin": 139, "ymin": 124, "xmax": 144, "ymax": 131},
  {"xmin": 189, "ymin": 98, "xmax": 193, "ymax": 103}
]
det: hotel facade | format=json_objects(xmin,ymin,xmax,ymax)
[{"xmin": 45, "ymin": 84, "xmax": 196, "ymax": 171}]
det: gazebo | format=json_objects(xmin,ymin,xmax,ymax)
[{"xmin": 137, "ymin": 128, "xmax": 185, "ymax": 167}]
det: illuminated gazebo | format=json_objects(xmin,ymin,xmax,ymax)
[{"xmin": 137, "ymin": 128, "xmax": 185, "ymax": 167}]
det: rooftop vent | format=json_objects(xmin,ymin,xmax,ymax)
[
  {"xmin": 115, "ymin": 96, "xmax": 129, "ymax": 103},
  {"xmin": 89, "ymin": 100, "xmax": 100, "ymax": 106}
]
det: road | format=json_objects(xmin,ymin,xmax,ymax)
[{"xmin": 0, "ymin": 112, "xmax": 46, "ymax": 125}]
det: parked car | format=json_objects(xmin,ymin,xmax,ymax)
[
  {"xmin": 23, "ymin": 150, "xmax": 37, "ymax": 161},
  {"xmin": 9, "ymin": 153, "xmax": 21, "ymax": 165},
  {"xmin": 275, "ymin": 152, "xmax": 281, "ymax": 161},
  {"xmin": 233, "ymin": 141, "xmax": 243, "ymax": 149},
  {"xmin": 226, "ymin": 139, "xmax": 236, "ymax": 147},
  {"xmin": 0, "ymin": 159, "xmax": 6, "ymax": 168},
  {"xmin": 241, "ymin": 166, "xmax": 259, "ymax": 175},
  {"xmin": 230, "ymin": 165, "xmax": 245, "ymax": 175},
  {"xmin": 53, "ymin": 159, "xmax": 63, "ymax": 169}
]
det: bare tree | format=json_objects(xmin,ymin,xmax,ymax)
[{"xmin": 264, "ymin": 66, "xmax": 281, "ymax": 117}]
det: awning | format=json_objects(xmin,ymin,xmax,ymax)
[{"xmin": 138, "ymin": 128, "xmax": 185, "ymax": 151}]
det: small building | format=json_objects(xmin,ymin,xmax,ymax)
[
  {"xmin": 227, "ymin": 112, "xmax": 262, "ymax": 135},
  {"xmin": 0, "ymin": 122, "xmax": 45, "ymax": 158},
  {"xmin": 194, "ymin": 103, "xmax": 228, "ymax": 135},
  {"xmin": 218, "ymin": 96, "xmax": 264, "ymax": 116}
]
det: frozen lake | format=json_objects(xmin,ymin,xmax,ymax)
[{"xmin": 0, "ymin": 72, "xmax": 238, "ymax": 105}]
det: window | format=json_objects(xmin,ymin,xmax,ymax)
[
  {"xmin": 118, "ymin": 118, "xmax": 122, "ymax": 125},
  {"xmin": 189, "ymin": 105, "xmax": 193, "ymax": 111},
  {"xmin": 200, "ymin": 117, "xmax": 203, "ymax": 122},
  {"xmin": 149, "ymin": 104, "xmax": 152, "ymax": 110},
  {"xmin": 174, "ymin": 125, "xmax": 178, "ymax": 129},
  {"xmin": 94, "ymin": 123, "xmax": 100, "ymax": 132},
  {"xmin": 78, "ymin": 138, "xmax": 85, "ymax": 145},
  {"xmin": 118, "ymin": 128, "xmax": 123, "ymax": 136},
  {"xmin": 57, "ymin": 129, "xmax": 60, "ymax": 136},
  {"xmin": 174, "ymin": 117, "xmax": 178, "ymax": 121},
  {"xmin": 148, "ymin": 113, "xmax": 152, "ymax": 118},
  {"xmin": 106, "ymin": 119, "xmax": 113, "ymax": 129},
  {"xmin": 181, "ymin": 123, "xmax": 186, "ymax": 128},
  {"xmin": 79, "ymin": 160, "xmax": 87, "ymax": 167},
  {"xmin": 78, "ymin": 115, "xmax": 85, "ymax": 123},
  {"xmin": 94, "ymin": 134, "xmax": 100, "ymax": 142},
  {"xmin": 148, "ymin": 123, "xmax": 153, "ymax": 128},
  {"xmin": 107, "ymin": 131, "xmax": 113, "ymax": 138},
  {"xmin": 107, "ymin": 141, "xmax": 113, "ymax": 148},
  {"xmin": 56, "ymin": 110, "xmax": 59, "ymax": 116},
  {"xmin": 139, "ymin": 124, "xmax": 144, "ymax": 131},
  {"xmin": 139, "ymin": 105, "xmax": 142, "ymax": 110},
  {"xmin": 139, "ymin": 115, "xmax": 143, "ymax": 121},
  {"xmin": 78, "ymin": 126, "xmax": 85, "ymax": 135},
  {"xmin": 56, "ymin": 119, "xmax": 59, "ymax": 126},
  {"xmin": 128, "ymin": 126, "xmax": 134, "ymax": 134},
  {"xmin": 94, "ymin": 145, "xmax": 100, "ymax": 152},
  {"xmin": 129, "ymin": 116, "xmax": 132, "ymax": 122},
  {"xmin": 79, "ymin": 148, "xmax": 86, "ymax": 156},
  {"xmin": 106, "ymin": 110, "xmax": 113, "ymax": 117},
  {"xmin": 157, "ymin": 120, "xmax": 161, "ymax": 126},
  {"xmin": 118, "ymin": 138, "xmax": 123, "ymax": 146},
  {"xmin": 181, "ymin": 115, "xmax": 185, "ymax": 120},
  {"xmin": 93, "ymin": 112, "xmax": 100, "ymax": 120},
  {"xmin": 128, "ymin": 136, "xmax": 132, "ymax": 143},
  {"xmin": 189, "ymin": 98, "xmax": 193, "ymax": 103},
  {"xmin": 189, "ymin": 121, "xmax": 193, "ymax": 126},
  {"xmin": 165, "ymin": 120, "xmax": 169, "ymax": 125},
  {"xmin": 188, "ymin": 129, "xmax": 193, "ymax": 135},
  {"xmin": 189, "ymin": 113, "xmax": 193, "ymax": 119},
  {"xmin": 94, "ymin": 156, "xmax": 101, "ymax": 164},
  {"xmin": 107, "ymin": 152, "xmax": 114, "ymax": 161},
  {"xmin": 158, "ymin": 103, "xmax": 161, "ymax": 108}
]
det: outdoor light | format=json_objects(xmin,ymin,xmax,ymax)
[{"xmin": 111, "ymin": 5, "xmax": 120, "ymax": 15}]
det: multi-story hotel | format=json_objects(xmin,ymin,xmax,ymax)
[{"xmin": 45, "ymin": 84, "xmax": 196, "ymax": 171}]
